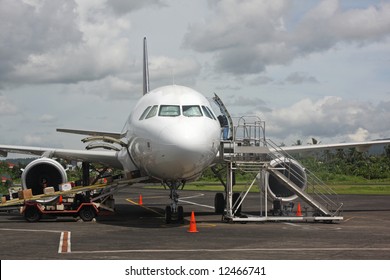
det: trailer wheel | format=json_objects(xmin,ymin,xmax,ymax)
[
  {"xmin": 24, "ymin": 206, "xmax": 41, "ymax": 222},
  {"xmin": 79, "ymin": 206, "xmax": 96, "ymax": 222}
]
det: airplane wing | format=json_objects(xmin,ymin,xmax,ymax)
[
  {"xmin": 275, "ymin": 139, "xmax": 390, "ymax": 154},
  {"xmin": 56, "ymin": 128, "xmax": 124, "ymax": 138},
  {"xmin": 0, "ymin": 144, "xmax": 123, "ymax": 169},
  {"xmin": 216, "ymin": 139, "xmax": 390, "ymax": 166}
]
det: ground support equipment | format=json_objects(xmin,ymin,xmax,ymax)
[
  {"xmin": 0, "ymin": 177, "xmax": 148, "ymax": 222},
  {"xmin": 216, "ymin": 116, "xmax": 344, "ymax": 224}
]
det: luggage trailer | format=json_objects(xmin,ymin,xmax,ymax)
[{"xmin": 0, "ymin": 177, "xmax": 147, "ymax": 222}]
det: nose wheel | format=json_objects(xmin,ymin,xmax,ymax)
[
  {"xmin": 165, "ymin": 205, "xmax": 184, "ymax": 224},
  {"xmin": 164, "ymin": 181, "xmax": 185, "ymax": 224}
]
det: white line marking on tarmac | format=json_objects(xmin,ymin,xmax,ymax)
[
  {"xmin": 69, "ymin": 247, "xmax": 390, "ymax": 254},
  {"xmin": 179, "ymin": 199, "xmax": 215, "ymax": 210},
  {"xmin": 127, "ymin": 193, "xmax": 215, "ymax": 210},
  {"xmin": 179, "ymin": 193, "xmax": 215, "ymax": 210},
  {"xmin": 0, "ymin": 228, "xmax": 71, "ymax": 254},
  {"xmin": 58, "ymin": 231, "xmax": 71, "ymax": 253},
  {"xmin": 180, "ymin": 194, "xmax": 205, "ymax": 200},
  {"xmin": 283, "ymin": 222, "xmax": 301, "ymax": 227},
  {"xmin": 0, "ymin": 228, "xmax": 63, "ymax": 233}
]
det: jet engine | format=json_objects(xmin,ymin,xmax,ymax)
[
  {"xmin": 21, "ymin": 158, "xmax": 68, "ymax": 195},
  {"xmin": 266, "ymin": 157, "xmax": 307, "ymax": 202}
]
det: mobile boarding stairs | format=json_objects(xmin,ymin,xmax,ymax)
[{"xmin": 217, "ymin": 116, "xmax": 343, "ymax": 223}]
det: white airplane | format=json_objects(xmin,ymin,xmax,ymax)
[
  {"xmin": 0, "ymin": 38, "xmax": 220, "ymax": 222},
  {"xmin": 1, "ymin": 38, "xmax": 390, "ymax": 222}
]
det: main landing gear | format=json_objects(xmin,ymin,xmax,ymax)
[{"xmin": 164, "ymin": 180, "xmax": 185, "ymax": 224}]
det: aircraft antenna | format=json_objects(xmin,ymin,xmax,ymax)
[{"xmin": 143, "ymin": 37, "xmax": 150, "ymax": 95}]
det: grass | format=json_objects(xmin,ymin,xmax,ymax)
[
  {"xmin": 4, "ymin": 177, "xmax": 390, "ymax": 196},
  {"xmin": 323, "ymin": 183, "xmax": 390, "ymax": 195},
  {"xmin": 144, "ymin": 181, "xmax": 390, "ymax": 195}
]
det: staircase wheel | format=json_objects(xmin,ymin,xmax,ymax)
[{"xmin": 214, "ymin": 193, "xmax": 225, "ymax": 214}]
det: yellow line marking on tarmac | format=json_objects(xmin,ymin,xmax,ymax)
[
  {"xmin": 126, "ymin": 199, "xmax": 164, "ymax": 217},
  {"xmin": 126, "ymin": 198, "xmax": 217, "ymax": 228},
  {"xmin": 160, "ymin": 223, "xmax": 217, "ymax": 229},
  {"xmin": 131, "ymin": 195, "xmax": 167, "ymax": 200},
  {"xmin": 344, "ymin": 217, "xmax": 356, "ymax": 223},
  {"xmin": 194, "ymin": 223, "xmax": 217, "ymax": 228}
]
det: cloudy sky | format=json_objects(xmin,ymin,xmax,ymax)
[{"xmin": 1, "ymin": 0, "xmax": 390, "ymax": 154}]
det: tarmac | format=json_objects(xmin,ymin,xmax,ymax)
[{"xmin": 0, "ymin": 185, "xmax": 390, "ymax": 260}]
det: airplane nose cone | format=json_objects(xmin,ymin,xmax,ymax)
[
  {"xmin": 159, "ymin": 123, "xmax": 217, "ymax": 153},
  {"xmin": 153, "ymin": 122, "xmax": 220, "ymax": 179}
]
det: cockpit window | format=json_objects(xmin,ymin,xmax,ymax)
[
  {"xmin": 145, "ymin": 105, "xmax": 158, "ymax": 119},
  {"xmin": 202, "ymin": 106, "xmax": 217, "ymax": 120},
  {"xmin": 183, "ymin": 105, "xmax": 203, "ymax": 117},
  {"xmin": 159, "ymin": 105, "xmax": 180, "ymax": 117},
  {"xmin": 208, "ymin": 107, "xmax": 217, "ymax": 120},
  {"xmin": 201, "ymin": 106, "xmax": 212, "ymax": 119},
  {"xmin": 139, "ymin": 106, "xmax": 151, "ymax": 120}
]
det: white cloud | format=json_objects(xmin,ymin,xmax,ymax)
[
  {"xmin": 106, "ymin": 0, "xmax": 168, "ymax": 15},
  {"xmin": 0, "ymin": 0, "xmax": 82, "ymax": 82},
  {"xmin": 149, "ymin": 56, "xmax": 201, "ymax": 86},
  {"xmin": 24, "ymin": 134, "xmax": 44, "ymax": 146},
  {"xmin": 4, "ymin": 1, "xmax": 134, "ymax": 85},
  {"xmin": 348, "ymin": 128, "xmax": 369, "ymax": 142},
  {"xmin": 68, "ymin": 76, "xmax": 140, "ymax": 100},
  {"xmin": 225, "ymin": 95, "xmax": 267, "ymax": 107},
  {"xmin": 0, "ymin": 0, "xmax": 199, "ymax": 99},
  {"xmin": 0, "ymin": 0, "xmax": 389, "ymax": 153},
  {"xmin": 184, "ymin": 0, "xmax": 390, "ymax": 75},
  {"xmin": 38, "ymin": 114, "xmax": 57, "ymax": 123},
  {"xmin": 260, "ymin": 96, "xmax": 390, "ymax": 143},
  {"xmin": 0, "ymin": 0, "xmax": 140, "ymax": 87},
  {"xmin": 12, "ymin": 38, "xmax": 131, "ymax": 84},
  {"xmin": 284, "ymin": 72, "xmax": 319, "ymax": 84},
  {"xmin": 0, "ymin": 95, "xmax": 18, "ymax": 115}
]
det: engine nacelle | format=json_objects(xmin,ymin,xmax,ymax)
[
  {"xmin": 22, "ymin": 158, "xmax": 68, "ymax": 195},
  {"xmin": 266, "ymin": 157, "xmax": 307, "ymax": 202}
]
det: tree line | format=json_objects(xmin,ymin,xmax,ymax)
[
  {"xmin": 299, "ymin": 146, "xmax": 390, "ymax": 181},
  {"xmin": 199, "ymin": 145, "xmax": 390, "ymax": 183},
  {"xmin": 2, "ymin": 145, "xmax": 390, "ymax": 189}
]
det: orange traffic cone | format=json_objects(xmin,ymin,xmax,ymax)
[
  {"xmin": 296, "ymin": 203, "xmax": 302, "ymax": 217},
  {"xmin": 138, "ymin": 194, "xmax": 143, "ymax": 206},
  {"xmin": 187, "ymin": 211, "xmax": 199, "ymax": 233}
]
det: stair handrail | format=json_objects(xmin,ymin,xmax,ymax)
[{"xmin": 264, "ymin": 139, "xmax": 342, "ymax": 215}]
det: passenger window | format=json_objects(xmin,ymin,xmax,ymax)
[
  {"xmin": 183, "ymin": 105, "xmax": 203, "ymax": 117},
  {"xmin": 201, "ymin": 106, "xmax": 213, "ymax": 119},
  {"xmin": 139, "ymin": 106, "xmax": 151, "ymax": 120},
  {"xmin": 159, "ymin": 105, "xmax": 180, "ymax": 117},
  {"xmin": 145, "ymin": 105, "xmax": 158, "ymax": 119}
]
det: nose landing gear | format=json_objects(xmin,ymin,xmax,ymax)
[{"xmin": 164, "ymin": 180, "xmax": 185, "ymax": 224}]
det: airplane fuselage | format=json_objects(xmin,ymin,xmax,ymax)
[{"xmin": 118, "ymin": 85, "xmax": 221, "ymax": 182}]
